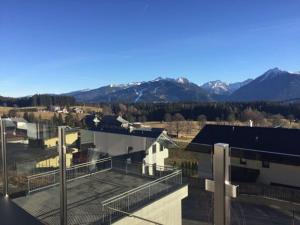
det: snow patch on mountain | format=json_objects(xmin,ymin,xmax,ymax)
[
  {"xmin": 201, "ymin": 79, "xmax": 253, "ymax": 95},
  {"xmin": 134, "ymin": 89, "xmax": 145, "ymax": 103},
  {"xmin": 176, "ymin": 77, "xmax": 189, "ymax": 84},
  {"xmin": 201, "ymin": 80, "xmax": 230, "ymax": 94}
]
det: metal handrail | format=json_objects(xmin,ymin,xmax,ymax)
[
  {"xmin": 101, "ymin": 169, "xmax": 182, "ymax": 224},
  {"xmin": 102, "ymin": 169, "xmax": 182, "ymax": 205},
  {"xmin": 27, "ymin": 157, "xmax": 112, "ymax": 193},
  {"xmin": 27, "ymin": 157, "xmax": 112, "ymax": 179}
]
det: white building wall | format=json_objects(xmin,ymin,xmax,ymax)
[
  {"xmin": 93, "ymin": 131, "xmax": 152, "ymax": 156},
  {"xmin": 259, "ymin": 163, "xmax": 300, "ymax": 187},
  {"xmin": 143, "ymin": 142, "xmax": 168, "ymax": 167},
  {"xmin": 143, "ymin": 142, "xmax": 169, "ymax": 175},
  {"xmin": 196, "ymin": 152, "xmax": 300, "ymax": 187},
  {"xmin": 113, "ymin": 185, "xmax": 188, "ymax": 225},
  {"xmin": 227, "ymin": 156, "xmax": 300, "ymax": 187},
  {"xmin": 81, "ymin": 129, "xmax": 169, "ymax": 175},
  {"xmin": 80, "ymin": 129, "xmax": 95, "ymax": 145}
]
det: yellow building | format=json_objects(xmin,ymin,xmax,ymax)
[
  {"xmin": 36, "ymin": 148, "xmax": 78, "ymax": 168},
  {"xmin": 43, "ymin": 131, "xmax": 79, "ymax": 149}
]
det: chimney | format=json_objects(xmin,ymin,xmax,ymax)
[
  {"xmin": 129, "ymin": 126, "xmax": 135, "ymax": 133},
  {"xmin": 249, "ymin": 120, "xmax": 253, "ymax": 127}
]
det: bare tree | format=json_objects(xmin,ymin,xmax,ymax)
[
  {"xmin": 172, "ymin": 113, "xmax": 185, "ymax": 138},
  {"xmin": 184, "ymin": 120, "xmax": 194, "ymax": 135},
  {"xmin": 197, "ymin": 114, "xmax": 207, "ymax": 128},
  {"xmin": 270, "ymin": 114, "xmax": 285, "ymax": 127},
  {"xmin": 227, "ymin": 112, "xmax": 236, "ymax": 124},
  {"xmin": 102, "ymin": 105, "xmax": 113, "ymax": 115},
  {"xmin": 287, "ymin": 114, "xmax": 295, "ymax": 124},
  {"xmin": 241, "ymin": 108, "xmax": 265, "ymax": 125},
  {"xmin": 164, "ymin": 113, "xmax": 172, "ymax": 122}
]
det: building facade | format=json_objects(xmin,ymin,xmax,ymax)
[{"xmin": 189, "ymin": 124, "xmax": 300, "ymax": 188}]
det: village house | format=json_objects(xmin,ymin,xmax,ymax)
[
  {"xmin": 189, "ymin": 124, "xmax": 300, "ymax": 188},
  {"xmin": 79, "ymin": 115, "xmax": 174, "ymax": 175}
]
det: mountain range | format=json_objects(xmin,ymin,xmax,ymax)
[
  {"xmin": 64, "ymin": 68, "xmax": 300, "ymax": 103},
  {"xmin": 201, "ymin": 79, "xmax": 253, "ymax": 95},
  {"xmin": 65, "ymin": 77, "xmax": 210, "ymax": 103}
]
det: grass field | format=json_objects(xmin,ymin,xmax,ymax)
[
  {"xmin": 0, "ymin": 106, "xmax": 13, "ymax": 115},
  {"xmin": 0, "ymin": 105, "xmax": 102, "ymax": 120}
]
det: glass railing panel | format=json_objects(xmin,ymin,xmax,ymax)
[
  {"xmin": 172, "ymin": 140, "xmax": 213, "ymax": 225},
  {"xmin": 0, "ymin": 120, "xmax": 3, "ymax": 195},
  {"xmin": 4, "ymin": 120, "xmax": 60, "ymax": 224},
  {"xmin": 64, "ymin": 127, "xmax": 185, "ymax": 225},
  {"xmin": 229, "ymin": 148, "xmax": 300, "ymax": 225}
]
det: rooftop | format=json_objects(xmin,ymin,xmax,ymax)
[
  {"xmin": 190, "ymin": 124, "xmax": 300, "ymax": 156},
  {"xmin": 12, "ymin": 161, "xmax": 182, "ymax": 225},
  {"xmin": 85, "ymin": 115, "xmax": 164, "ymax": 138},
  {"xmin": 0, "ymin": 194, "xmax": 43, "ymax": 225}
]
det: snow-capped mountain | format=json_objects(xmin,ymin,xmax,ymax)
[
  {"xmin": 176, "ymin": 77, "xmax": 189, "ymax": 84},
  {"xmin": 64, "ymin": 68, "xmax": 300, "ymax": 103},
  {"xmin": 65, "ymin": 77, "xmax": 210, "ymax": 103},
  {"xmin": 201, "ymin": 80, "xmax": 230, "ymax": 95},
  {"xmin": 201, "ymin": 79, "xmax": 253, "ymax": 95},
  {"xmin": 230, "ymin": 68, "xmax": 300, "ymax": 101}
]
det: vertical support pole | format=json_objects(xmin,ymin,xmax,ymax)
[
  {"xmin": 1, "ymin": 119, "xmax": 8, "ymax": 197},
  {"xmin": 224, "ymin": 144, "xmax": 231, "ymax": 225},
  {"xmin": 58, "ymin": 126, "xmax": 67, "ymax": 225},
  {"xmin": 213, "ymin": 143, "xmax": 231, "ymax": 225}
]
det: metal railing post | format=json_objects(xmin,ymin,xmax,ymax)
[
  {"xmin": 1, "ymin": 119, "xmax": 8, "ymax": 197},
  {"xmin": 27, "ymin": 178, "xmax": 30, "ymax": 195},
  {"xmin": 58, "ymin": 126, "xmax": 67, "ymax": 225},
  {"xmin": 54, "ymin": 172, "xmax": 56, "ymax": 185}
]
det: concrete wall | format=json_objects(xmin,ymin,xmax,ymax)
[
  {"xmin": 93, "ymin": 131, "xmax": 152, "ymax": 156},
  {"xmin": 80, "ymin": 129, "xmax": 94, "ymax": 145},
  {"xmin": 113, "ymin": 185, "xmax": 188, "ymax": 225}
]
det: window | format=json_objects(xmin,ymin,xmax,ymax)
[
  {"xmin": 262, "ymin": 161, "xmax": 270, "ymax": 168},
  {"xmin": 127, "ymin": 146, "xmax": 133, "ymax": 153},
  {"xmin": 160, "ymin": 144, "xmax": 164, "ymax": 152},
  {"xmin": 152, "ymin": 145, "xmax": 157, "ymax": 154},
  {"xmin": 240, "ymin": 158, "xmax": 247, "ymax": 165}
]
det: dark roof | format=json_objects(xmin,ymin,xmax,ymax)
[
  {"xmin": 98, "ymin": 115, "xmax": 123, "ymax": 126},
  {"xmin": 191, "ymin": 124, "xmax": 300, "ymax": 156},
  {"xmin": 91, "ymin": 127, "xmax": 164, "ymax": 138},
  {"xmin": 0, "ymin": 194, "xmax": 43, "ymax": 225},
  {"xmin": 85, "ymin": 115, "xmax": 126, "ymax": 128},
  {"xmin": 84, "ymin": 115, "xmax": 164, "ymax": 139}
]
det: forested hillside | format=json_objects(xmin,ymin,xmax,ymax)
[{"xmin": 0, "ymin": 94, "xmax": 76, "ymax": 107}]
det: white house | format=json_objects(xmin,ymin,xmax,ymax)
[
  {"xmin": 81, "ymin": 115, "xmax": 175, "ymax": 175},
  {"xmin": 81, "ymin": 127, "xmax": 173, "ymax": 175}
]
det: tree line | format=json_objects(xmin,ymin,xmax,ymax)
[
  {"xmin": 0, "ymin": 94, "xmax": 76, "ymax": 107},
  {"xmin": 92, "ymin": 102, "xmax": 300, "ymax": 122}
]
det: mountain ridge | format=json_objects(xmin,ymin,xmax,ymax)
[
  {"xmin": 65, "ymin": 77, "xmax": 211, "ymax": 103},
  {"xmin": 64, "ymin": 68, "xmax": 300, "ymax": 103},
  {"xmin": 229, "ymin": 68, "xmax": 300, "ymax": 101}
]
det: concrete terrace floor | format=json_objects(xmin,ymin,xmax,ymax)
[
  {"xmin": 182, "ymin": 184, "xmax": 300, "ymax": 225},
  {"xmin": 12, "ymin": 170, "xmax": 161, "ymax": 225}
]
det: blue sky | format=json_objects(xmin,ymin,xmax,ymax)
[{"xmin": 1, "ymin": 0, "xmax": 300, "ymax": 97}]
